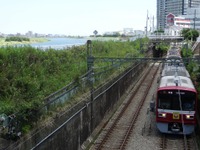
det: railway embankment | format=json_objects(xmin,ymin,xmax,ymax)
[{"xmin": 2, "ymin": 61, "xmax": 148, "ymax": 150}]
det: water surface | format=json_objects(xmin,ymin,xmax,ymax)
[{"xmin": 30, "ymin": 38, "xmax": 87, "ymax": 49}]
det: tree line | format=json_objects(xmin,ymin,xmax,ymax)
[{"xmin": 5, "ymin": 36, "xmax": 30, "ymax": 42}]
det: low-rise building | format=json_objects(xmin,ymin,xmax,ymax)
[
  {"xmin": 165, "ymin": 25, "xmax": 183, "ymax": 36},
  {"xmin": 174, "ymin": 16, "xmax": 191, "ymax": 28}
]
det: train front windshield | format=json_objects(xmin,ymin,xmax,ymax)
[{"xmin": 158, "ymin": 90, "xmax": 196, "ymax": 111}]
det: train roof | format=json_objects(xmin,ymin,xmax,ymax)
[
  {"xmin": 159, "ymin": 76, "xmax": 195, "ymax": 89},
  {"xmin": 167, "ymin": 50, "xmax": 180, "ymax": 56},
  {"xmin": 166, "ymin": 46, "xmax": 181, "ymax": 58},
  {"xmin": 164, "ymin": 59, "xmax": 184, "ymax": 66},
  {"xmin": 161, "ymin": 63, "xmax": 190, "ymax": 77},
  {"xmin": 166, "ymin": 55, "xmax": 181, "ymax": 59},
  {"xmin": 161, "ymin": 67, "xmax": 190, "ymax": 77}
]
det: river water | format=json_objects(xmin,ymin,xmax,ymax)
[{"xmin": 29, "ymin": 37, "xmax": 88, "ymax": 49}]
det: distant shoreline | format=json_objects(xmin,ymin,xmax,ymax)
[
  {"xmin": 0, "ymin": 37, "xmax": 122, "ymax": 48},
  {"xmin": 0, "ymin": 37, "xmax": 49, "ymax": 46}
]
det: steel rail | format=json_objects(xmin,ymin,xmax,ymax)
[
  {"xmin": 119, "ymin": 63, "xmax": 160, "ymax": 149},
  {"xmin": 95, "ymin": 62, "xmax": 158, "ymax": 150}
]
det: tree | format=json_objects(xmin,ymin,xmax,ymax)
[
  {"xmin": 93, "ymin": 30, "xmax": 98, "ymax": 37},
  {"xmin": 181, "ymin": 29, "xmax": 199, "ymax": 41}
]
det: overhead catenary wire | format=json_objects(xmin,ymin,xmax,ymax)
[{"xmin": 177, "ymin": 86, "xmax": 188, "ymax": 150}]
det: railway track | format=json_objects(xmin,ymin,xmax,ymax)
[
  {"xmin": 159, "ymin": 133, "xmax": 198, "ymax": 150},
  {"xmin": 89, "ymin": 63, "xmax": 160, "ymax": 150}
]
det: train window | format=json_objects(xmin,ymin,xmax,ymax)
[
  {"xmin": 158, "ymin": 98, "xmax": 171, "ymax": 109},
  {"xmin": 158, "ymin": 90, "xmax": 196, "ymax": 111},
  {"xmin": 158, "ymin": 94, "xmax": 172, "ymax": 109},
  {"xmin": 182, "ymin": 102, "xmax": 194, "ymax": 110},
  {"xmin": 181, "ymin": 97, "xmax": 195, "ymax": 111},
  {"xmin": 171, "ymin": 97, "xmax": 180, "ymax": 110}
]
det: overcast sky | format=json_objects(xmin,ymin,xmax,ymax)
[{"xmin": 0, "ymin": 0, "xmax": 156, "ymax": 36}]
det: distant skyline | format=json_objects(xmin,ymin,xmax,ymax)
[{"xmin": 0, "ymin": 0, "xmax": 156, "ymax": 36}]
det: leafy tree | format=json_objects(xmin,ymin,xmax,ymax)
[
  {"xmin": 154, "ymin": 29, "xmax": 164, "ymax": 35},
  {"xmin": 93, "ymin": 30, "xmax": 98, "ymax": 36},
  {"xmin": 181, "ymin": 29, "xmax": 199, "ymax": 41},
  {"xmin": 5, "ymin": 36, "xmax": 30, "ymax": 42},
  {"xmin": 181, "ymin": 46, "xmax": 193, "ymax": 57}
]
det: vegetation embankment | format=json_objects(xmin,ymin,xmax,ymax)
[
  {"xmin": 180, "ymin": 29, "xmax": 200, "ymax": 95},
  {"xmin": 182, "ymin": 47, "xmax": 200, "ymax": 108},
  {"xmin": 180, "ymin": 28, "xmax": 200, "ymax": 148},
  {"xmin": 181, "ymin": 42, "xmax": 200, "ymax": 148},
  {"xmin": 0, "ymin": 37, "xmax": 48, "ymax": 46},
  {"xmin": 0, "ymin": 37, "xmax": 148, "ymax": 134}
]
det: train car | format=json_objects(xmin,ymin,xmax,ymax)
[
  {"xmin": 166, "ymin": 46, "xmax": 181, "ymax": 59},
  {"xmin": 164, "ymin": 46, "xmax": 182, "ymax": 68},
  {"xmin": 161, "ymin": 59, "xmax": 190, "ymax": 77},
  {"xmin": 156, "ymin": 44, "xmax": 197, "ymax": 135},
  {"xmin": 156, "ymin": 69, "xmax": 197, "ymax": 135},
  {"xmin": 161, "ymin": 47, "xmax": 190, "ymax": 78}
]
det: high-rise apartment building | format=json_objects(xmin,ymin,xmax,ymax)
[
  {"xmin": 157, "ymin": 0, "xmax": 200, "ymax": 30},
  {"xmin": 157, "ymin": 0, "xmax": 165, "ymax": 30},
  {"xmin": 186, "ymin": 7, "xmax": 200, "ymax": 30},
  {"xmin": 188, "ymin": 0, "xmax": 200, "ymax": 7}
]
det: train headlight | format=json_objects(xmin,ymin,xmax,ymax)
[
  {"xmin": 185, "ymin": 114, "xmax": 194, "ymax": 119},
  {"xmin": 158, "ymin": 112, "xmax": 166, "ymax": 118}
]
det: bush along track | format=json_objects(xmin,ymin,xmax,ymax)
[{"xmin": 0, "ymin": 38, "xmax": 148, "ymax": 140}]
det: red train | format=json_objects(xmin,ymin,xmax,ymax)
[{"xmin": 156, "ymin": 45, "xmax": 197, "ymax": 135}]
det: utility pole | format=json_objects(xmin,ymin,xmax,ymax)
[
  {"xmin": 145, "ymin": 10, "xmax": 149, "ymax": 37},
  {"xmin": 152, "ymin": 16, "xmax": 154, "ymax": 33},
  {"xmin": 86, "ymin": 40, "xmax": 94, "ymax": 131},
  {"xmin": 194, "ymin": 9, "xmax": 196, "ymax": 30}
]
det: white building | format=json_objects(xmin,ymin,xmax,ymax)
[
  {"xmin": 174, "ymin": 16, "xmax": 191, "ymax": 28},
  {"xmin": 165, "ymin": 25, "xmax": 183, "ymax": 36}
]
